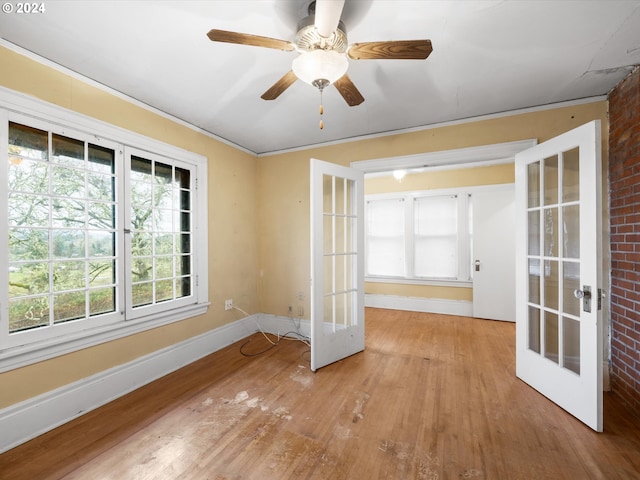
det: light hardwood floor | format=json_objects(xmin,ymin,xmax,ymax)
[{"xmin": 1, "ymin": 308, "xmax": 640, "ymax": 479}]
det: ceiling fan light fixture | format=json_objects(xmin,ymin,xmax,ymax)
[{"xmin": 292, "ymin": 49, "xmax": 348, "ymax": 87}]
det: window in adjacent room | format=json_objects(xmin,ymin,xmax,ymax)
[{"xmin": 365, "ymin": 190, "xmax": 471, "ymax": 284}]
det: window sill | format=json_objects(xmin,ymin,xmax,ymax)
[
  {"xmin": 365, "ymin": 276, "xmax": 472, "ymax": 288},
  {"xmin": 0, "ymin": 302, "xmax": 210, "ymax": 373}
]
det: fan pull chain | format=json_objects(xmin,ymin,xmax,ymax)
[{"xmin": 319, "ymin": 88, "xmax": 324, "ymax": 130}]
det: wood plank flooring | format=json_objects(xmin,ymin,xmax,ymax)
[{"xmin": 1, "ymin": 308, "xmax": 640, "ymax": 479}]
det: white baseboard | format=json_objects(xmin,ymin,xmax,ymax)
[
  {"xmin": 254, "ymin": 313, "xmax": 311, "ymax": 339},
  {"xmin": 365, "ymin": 293, "xmax": 473, "ymax": 317},
  {"xmin": 0, "ymin": 315, "xmax": 261, "ymax": 454}
]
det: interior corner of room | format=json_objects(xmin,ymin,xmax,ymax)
[{"xmin": 0, "ymin": 1, "xmax": 640, "ymax": 476}]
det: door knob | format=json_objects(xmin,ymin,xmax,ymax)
[{"xmin": 573, "ymin": 286, "xmax": 592, "ymax": 312}]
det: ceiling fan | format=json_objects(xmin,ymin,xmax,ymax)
[{"xmin": 207, "ymin": 0, "xmax": 433, "ymax": 120}]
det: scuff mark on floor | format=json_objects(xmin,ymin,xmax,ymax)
[
  {"xmin": 352, "ymin": 391, "xmax": 370, "ymax": 423},
  {"xmin": 290, "ymin": 364, "xmax": 313, "ymax": 388},
  {"xmin": 459, "ymin": 468, "xmax": 484, "ymax": 479},
  {"xmin": 231, "ymin": 391, "xmax": 249, "ymax": 404},
  {"xmin": 379, "ymin": 440, "xmax": 442, "ymax": 480},
  {"xmin": 272, "ymin": 406, "xmax": 292, "ymax": 421},
  {"xmin": 333, "ymin": 424, "xmax": 358, "ymax": 440}
]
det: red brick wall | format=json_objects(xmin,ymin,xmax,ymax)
[{"xmin": 608, "ymin": 66, "xmax": 640, "ymax": 413}]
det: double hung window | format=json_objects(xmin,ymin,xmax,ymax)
[{"xmin": 365, "ymin": 190, "xmax": 471, "ymax": 283}]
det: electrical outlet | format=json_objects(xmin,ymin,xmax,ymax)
[
  {"xmin": 298, "ymin": 306, "xmax": 304, "ymax": 317},
  {"xmin": 224, "ymin": 299, "xmax": 233, "ymax": 311},
  {"xmin": 297, "ymin": 290, "xmax": 305, "ymax": 301}
]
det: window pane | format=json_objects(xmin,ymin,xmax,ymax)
[
  {"xmin": 9, "ymin": 262, "xmax": 49, "ymax": 297},
  {"xmin": 543, "ymin": 155, "xmax": 558, "ymax": 205},
  {"xmin": 88, "ymin": 144, "xmax": 115, "ymax": 174},
  {"xmin": 528, "ymin": 306, "xmax": 541, "ymax": 353},
  {"xmin": 562, "ymin": 147, "xmax": 580, "ymax": 203},
  {"xmin": 52, "ymin": 166, "xmax": 85, "ymax": 198},
  {"xmin": 415, "ymin": 236, "xmax": 457, "ymax": 278},
  {"xmin": 89, "ymin": 231, "xmax": 115, "ymax": 257},
  {"xmin": 9, "ymin": 297, "xmax": 50, "ymax": 332},
  {"xmin": 88, "ymin": 172, "xmax": 115, "ymax": 201},
  {"xmin": 155, "ymin": 233, "xmax": 174, "ymax": 255},
  {"xmin": 366, "ymin": 198, "xmax": 404, "ymax": 276},
  {"xmin": 8, "ymin": 122, "xmax": 48, "ymax": 160},
  {"xmin": 544, "ymin": 260, "xmax": 559, "ymax": 311},
  {"xmin": 7, "ymin": 123, "xmax": 117, "ymax": 333},
  {"xmin": 53, "ymin": 230, "xmax": 85, "ymax": 258},
  {"xmin": 52, "ymin": 134, "xmax": 84, "ymax": 166},
  {"xmin": 132, "ymin": 282, "xmax": 153, "ymax": 307},
  {"xmin": 527, "ymin": 210, "xmax": 540, "ymax": 256},
  {"xmin": 89, "ymin": 260, "xmax": 115, "ymax": 287},
  {"xmin": 544, "ymin": 311, "xmax": 559, "ymax": 363},
  {"xmin": 8, "ymin": 193, "xmax": 49, "ymax": 226},
  {"xmin": 130, "ymin": 155, "xmax": 193, "ymax": 308},
  {"xmin": 53, "ymin": 291, "xmax": 86, "ymax": 324},
  {"xmin": 528, "ymin": 258, "xmax": 540, "ymax": 305},
  {"xmin": 9, "ymin": 228, "xmax": 49, "ymax": 261},
  {"xmin": 8, "ymin": 159, "xmax": 49, "ymax": 195},
  {"xmin": 562, "ymin": 261, "xmax": 580, "ymax": 317},
  {"xmin": 53, "ymin": 261, "xmax": 86, "ymax": 291},
  {"xmin": 90, "ymin": 288, "xmax": 115, "ymax": 316},
  {"xmin": 414, "ymin": 195, "xmax": 458, "ymax": 278},
  {"xmin": 563, "ymin": 205, "xmax": 579, "ymax": 259},
  {"xmin": 563, "ymin": 317, "xmax": 580, "ymax": 374},
  {"xmin": 543, "ymin": 207, "xmax": 558, "ymax": 257},
  {"xmin": 527, "ymin": 161, "xmax": 540, "ymax": 208}
]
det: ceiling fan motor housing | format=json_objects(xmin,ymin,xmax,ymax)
[{"xmin": 295, "ymin": 15, "xmax": 348, "ymax": 53}]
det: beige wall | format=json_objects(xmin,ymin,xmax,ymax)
[
  {"xmin": 257, "ymin": 101, "xmax": 609, "ymax": 316},
  {"xmin": 0, "ymin": 46, "xmax": 259, "ymax": 408},
  {"xmin": 0, "ymin": 45, "xmax": 610, "ymax": 411}
]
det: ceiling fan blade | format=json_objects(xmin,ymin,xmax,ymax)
[
  {"xmin": 347, "ymin": 40, "xmax": 433, "ymax": 60},
  {"xmin": 314, "ymin": 0, "xmax": 346, "ymax": 37},
  {"xmin": 261, "ymin": 70, "xmax": 298, "ymax": 101},
  {"xmin": 207, "ymin": 29, "xmax": 295, "ymax": 51},
  {"xmin": 333, "ymin": 74, "xmax": 365, "ymax": 106}
]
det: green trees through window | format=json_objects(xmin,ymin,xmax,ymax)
[
  {"xmin": 8, "ymin": 122, "xmax": 117, "ymax": 332},
  {"xmin": 7, "ymin": 121, "xmax": 193, "ymax": 334}
]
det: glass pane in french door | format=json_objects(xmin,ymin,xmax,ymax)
[
  {"xmin": 527, "ymin": 148, "xmax": 582, "ymax": 373},
  {"xmin": 322, "ymin": 174, "xmax": 358, "ymax": 332}
]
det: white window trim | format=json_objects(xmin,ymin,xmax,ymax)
[{"xmin": 0, "ymin": 86, "xmax": 209, "ymax": 373}]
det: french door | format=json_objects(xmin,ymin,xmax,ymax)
[
  {"xmin": 310, "ymin": 159, "xmax": 364, "ymax": 372},
  {"xmin": 515, "ymin": 120, "xmax": 603, "ymax": 431}
]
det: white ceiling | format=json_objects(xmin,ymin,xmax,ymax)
[{"xmin": 1, "ymin": 0, "xmax": 639, "ymax": 155}]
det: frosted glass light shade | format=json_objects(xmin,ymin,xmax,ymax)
[{"xmin": 292, "ymin": 50, "xmax": 348, "ymax": 86}]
